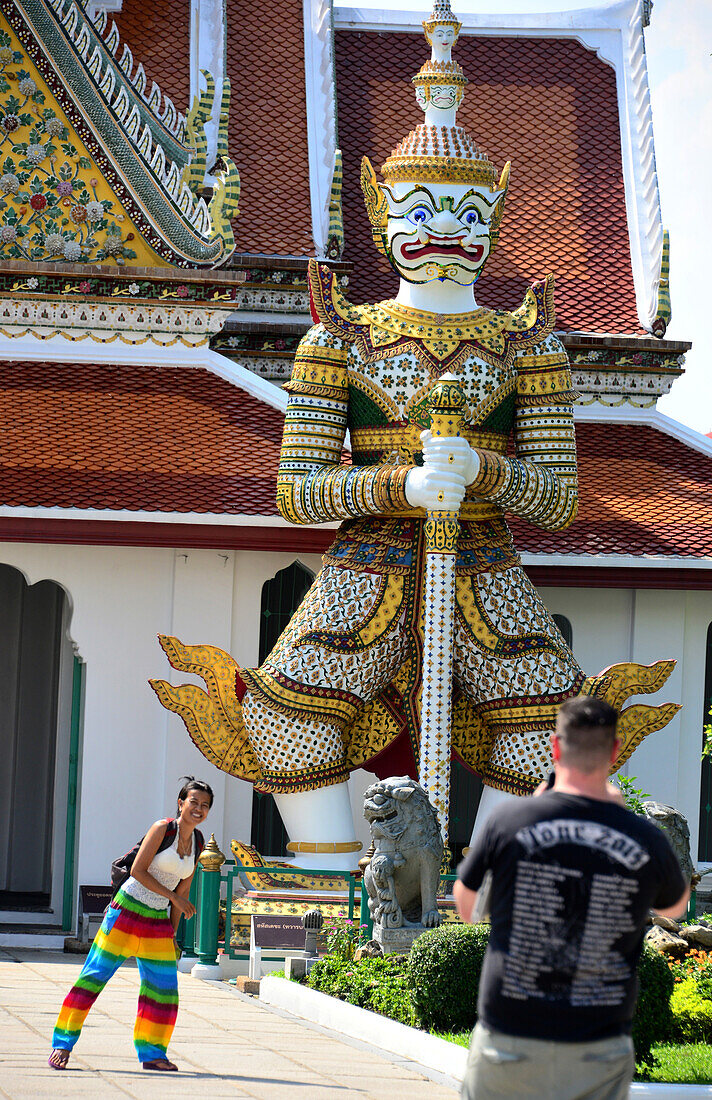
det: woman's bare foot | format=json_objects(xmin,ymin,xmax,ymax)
[
  {"xmin": 142, "ymin": 1058, "xmax": 178, "ymax": 1071},
  {"xmin": 48, "ymin": 1049, "xmax": 70, "ymax": 1070}
]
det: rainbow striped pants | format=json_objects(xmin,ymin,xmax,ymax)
[{"xmin": 52, "ymin": 889, "xmax": 178, "ymax": 1063}]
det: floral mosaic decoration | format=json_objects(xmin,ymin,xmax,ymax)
[{"xmin": 0, "ymin": 32, "xmax": 136, "ymax": 265}]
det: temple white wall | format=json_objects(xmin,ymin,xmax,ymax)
[
  {"xmin": 0, "ymin": 541, "xmax": 319, "ymax": 927},
  {"xmin": 541, "ymin": 584, "xmax": 712, "ymax": 863},
  {"xmin": 0, "ymin": 539, "xmax": 710, "ymax": 927}
]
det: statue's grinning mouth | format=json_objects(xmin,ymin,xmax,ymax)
[
  {"xmin": 400, "ymin": 241, "xmax": 484, "ymax": 263},
  {"xmin": 367, "ymin": 808, "xmax": 398, "ymax": 823}
]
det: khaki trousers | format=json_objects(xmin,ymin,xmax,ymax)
[{"xmin": 461, "ymin": 1023, "xmax": 635, "ymax": 1100}]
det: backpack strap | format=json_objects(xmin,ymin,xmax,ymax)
[
  {"xmin": 194, "ymin": 828, "xmax": 205, "ymax": 864},
  {"xmin": 156, "ymin": 818, "xmax": 177, "ymax": 853}
]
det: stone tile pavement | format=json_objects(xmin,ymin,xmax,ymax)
[{"xmin": 0, "ymin": 949, "xmax": 458, "ymax": 1099}]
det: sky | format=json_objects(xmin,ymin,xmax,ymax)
[{"xmin": 643, "ymin": 0, "xmax": 712, "ymax": 434}]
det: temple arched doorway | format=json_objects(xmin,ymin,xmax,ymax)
[
  {"xmin": 0, "ymin": 564, "xmax": 83, "ymax": 927},
  {"xmin": 552, "ymin": 613, "xmax": 573, "ymax": 650},
  {"xmin": 250, "ymin": 561, "xmax": 315, "ymax": 855},
  {"xmin": 698, "ymin": 622, "xmax": 712, "ymax": 862}
]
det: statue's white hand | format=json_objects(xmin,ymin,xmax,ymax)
[
  {"xmin": 420, "ymin": 430, "xmax": 479, "ymax": 484},
  {"xmin": 404, "ymin": 430, "xmax": 479, "ymax": 511},
  {"xmin": 405, "ymin": 464, "xmax": 466, "ymax": 511}
]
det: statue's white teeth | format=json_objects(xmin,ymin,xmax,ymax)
[
  {"xmin": 372, "ymin": 809, "xmax": 398, "ymax": 822},
  {"xmin": 427, "ymin": 233, "xmax": 465, "ymax": 246}
]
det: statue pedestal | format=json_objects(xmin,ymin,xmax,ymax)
[
  {"xmin": 191, "ymin": 961, "xmax": 223, "ymax": 981},
  {"xmin": 373, "ymin": 924, "xmax": 428, "ymax": 954}
]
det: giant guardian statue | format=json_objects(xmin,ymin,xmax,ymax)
[{"xmin": 151, "ymin": 1, "xmax": 678, "ymax": 867}]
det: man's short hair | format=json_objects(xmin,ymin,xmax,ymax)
[{"xmin": 555, "ymin": 696, "xmax": 619, "ymax": 772}]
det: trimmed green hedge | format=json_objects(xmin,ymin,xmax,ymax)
[
  {"xmin": 407, "ymin": 923, "xmax": 490, "ymax": 1031},
  {"xmin": 632, "ymin": 943, "xmax": 675, "ymax": 1063},
  {"xmin": 307, "ymin": 953, "xmax": 417, "ymax": 1026}
]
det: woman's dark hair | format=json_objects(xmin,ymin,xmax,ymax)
[{"xmin": 177, "ymin": 776, "xmax": 214, "ymax": 810}]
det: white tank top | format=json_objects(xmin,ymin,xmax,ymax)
[{"xmin": 121, "ymin": 827, "xmax": 195, "ymax": 910}]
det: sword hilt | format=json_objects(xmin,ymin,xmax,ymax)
[
  {"xmin": 425, "ymin": 375, "xmax": 468, "ymax": 553},
  {"xmin": 428, "ymin": 374, "xmax": 467, "ymax": 444}
]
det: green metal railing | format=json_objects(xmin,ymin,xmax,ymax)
[
  {"xmin": 62, "ymin": 656, "xmax": 84, "ymax": 933},
  {"xmin": 187, "ymin": 861, "xmax": 361, "ymax": 964},
  {"xmin": 185, "ymin": 860, "xmax": 459, "ymax": 967}
]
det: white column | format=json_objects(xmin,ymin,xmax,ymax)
[
  {"xmin": 303, "ymin": 0, "xmax": 338, "ymax": 255},
  {"xmin": 190, "ymin": 0, "xmax": 226, "ymax": 172},
  {"xmin": 677, "ymin": 592, "xmax": 712, "ymax": 862}
]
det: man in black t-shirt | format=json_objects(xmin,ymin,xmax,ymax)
[{"xmin": 454, "ymin": 696, "xmax": 689, "ymax": 1100}]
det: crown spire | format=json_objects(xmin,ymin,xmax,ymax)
[{"xmin": 380, "ymin": 1, "xmax": 498, "ymax": 188}]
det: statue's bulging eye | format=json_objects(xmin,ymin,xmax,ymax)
[
  {"xmin": 464, "ymin": 210, "xmax": 480, "ymax": 225},
  {"xmin": 409, "ymin": 207, "xmax": 430, "ymax": 225}
]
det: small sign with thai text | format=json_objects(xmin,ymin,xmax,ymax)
[
  {"xmin": 250, "ymin": 915, "xmax": 305, "ymax": 950},
  {"xmin": 79, "ymin": 885, "xmax": 113, "ymax": 915}
]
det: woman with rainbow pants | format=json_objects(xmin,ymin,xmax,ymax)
[{"xmin": 49, "ymin": 778, "xmax": 212, "ymax": 1072}]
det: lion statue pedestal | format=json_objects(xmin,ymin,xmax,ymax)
[{"xmin": 363, "ymin": 776, "xmax": 444, "ymax": 953}]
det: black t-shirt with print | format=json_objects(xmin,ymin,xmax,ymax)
[{"xmin": 459, "ymin": 792, "xmax": 686, "ymax": 1042}]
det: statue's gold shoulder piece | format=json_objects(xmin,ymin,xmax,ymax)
[
  {"xmin": 505, "ymin": 277, "xmax": 578, "ymax": 403},
  {"xmin": 503, "ymin": 274, "xmax": 557, "ymax": 347},
  {"xmin": 307, "ymin": 259, "xmax": 376, "ymax": 340}
]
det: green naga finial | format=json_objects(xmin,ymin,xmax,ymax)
[
  {"xmin": 652, "ymin": 229, "xmax": 671, "ymax": 338},
  {"xmin": 326, "ymin": 149, "xmax": 344, "ymax": 260},
  {"xmin": 216, "ymin": 76, "xmax": 231, "ymax": 160},
  {"xmin": 182, "ymin": 70, "xmax": 214, "ymax": 195},
  {"xmin": 209, "ymin": 76, "xmax": 240, "ymax": 254}
]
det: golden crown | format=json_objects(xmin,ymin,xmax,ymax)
[{"xmin": 362, "ymin": 0, "xmax": 510, "ymax": 254}]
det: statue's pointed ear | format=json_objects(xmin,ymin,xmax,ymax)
[
  {"xmin": 489, "ymin": 160, "xmax": 510, "ymax": 253},
  {"xmin": 392, "ymin": 786, "xmax": 415, "ymax": 801},
  {"xmin": 360, "ymin": 156, "xmax": 389, "ymax": 257}
]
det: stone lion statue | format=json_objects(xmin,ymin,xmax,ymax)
[
  {"xmin": 363, "ymin": 776, "xmax": 443, "ymax": 929},
  {"xmin": 643, "ymin": 801, "xmax": 695, "ymax": 879}
]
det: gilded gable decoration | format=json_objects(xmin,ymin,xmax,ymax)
[{"xmin": 2, "ymin": 0, "xmax": 240, "ymax": 267}]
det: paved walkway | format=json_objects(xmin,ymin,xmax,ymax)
[{"xmin": 0, "ymin": 949, "xmax": 458, "ymax": 1099}]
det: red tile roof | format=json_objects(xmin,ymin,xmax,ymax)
[
  {"xmin": 335, "ymin": 32, "xmax": 639, "ymax": 335},
  {"xmin": 111, "ymin": 0, "xmax": 191, "ymax": 115},
  {"xmin": 511, "ymin": 423, "xmax": 712, "ymax": 558},
  {"xmin": 0, "ymin": 362, "xmax": 283, "ymax": 515},
  {"xmin": 1, "ymin": 364, "xmax": 709, "ymax": 558},
  {"xmin": 224, "ymin": 0, "xmax": 314, "ymax": 256}
]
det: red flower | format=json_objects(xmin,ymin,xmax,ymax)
[
  {"xmin": 79, "ymin": 280, "xmax": 91, "ymax": 292},
  {"xmin": 176, "ymin": 285, "xmax": 189, "ymax": 297},
  {"xmin": 71, "ymin": 205, "xmax": 87, "ymax": 224},
  {"xmin": 30, "ymin": 193, "xmax": 47, "ymax": 211}
]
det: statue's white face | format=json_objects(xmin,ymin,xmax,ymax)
[
  {"xmin": 432, "ymin": 26, "xmax": 455, "ymax": 47},
  {"xmin": 381, "ymin": 181, "xmax": 503, "ymax": 286},
  {"xmin": 428, "ymin": 25, "xmax": 456, "ymax": 57}
]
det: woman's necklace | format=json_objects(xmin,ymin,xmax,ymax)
[{"xmin": 177, "ymin": 824, "xmax": 192, "ymax": 858}]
